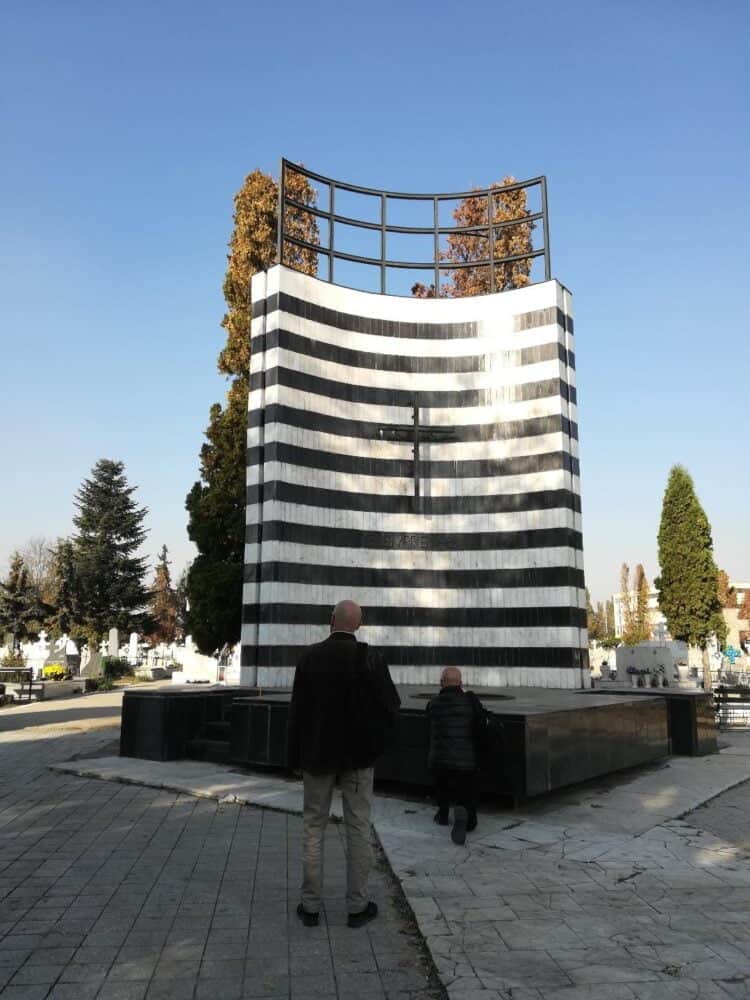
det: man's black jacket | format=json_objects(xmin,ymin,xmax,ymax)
[
  {"xmin": 426, "ymin": 686, "xmax": 487, "ymax": 772},
  {"xmin": 286, "ymin": 632, "xmax": 400, "ymax": 775}
]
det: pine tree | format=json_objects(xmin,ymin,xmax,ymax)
[
  {"xmin": 185, "ymin": 167, "xmax": 317, "ymax": 653},
  {"xmin": 73, "ymin": 459, "xmax": 149, "ymax": 637},
  {"xmin": 148, "ymin": 545, "xmax": 179, "ymax": 644},
  {"xmin": 47, "ymin": 538, "xmax": 81, "ymax": 636},
  {"xmin": 655, "ymin": 465, "xmax": 723, "ymax": 688},
  {"xmin": 0, "ymin": 553, "xmax": 40, "ymax": 645}
]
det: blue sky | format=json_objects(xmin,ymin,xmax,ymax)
[{"xmin": 1, "ymin": 0, "xmax": 747, "ymax": 604}]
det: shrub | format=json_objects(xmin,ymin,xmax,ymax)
[
  {"xmin": 86, "ymin": 676, "xmax": 115, "ymax": 692},
  {"xmin": 1, "ymin": 650, "xmax": 25, "ymax": 669},
  {"xmin": 43, "ymin": 664, "xmax": 68, "ymax": 680},
  {"xmin": 102, "ymin": 657, "xmax": 131, "ymax": 680}
]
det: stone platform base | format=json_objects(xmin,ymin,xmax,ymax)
[{"xmin": 116, "ymin": 684, "xmax": 702, "ymax": 801}]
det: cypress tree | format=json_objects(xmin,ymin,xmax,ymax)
[
  {"xmin": 73, "ymin": 459, "xmax": 149, "ymax": 637},
  {"xmin": 185, "ymin": 167, "xmax": 318, "ymax": 653},
  {"xmin": 655, "ymin": 465, "xmax": 723, "ymax": 686},
  {"xmin": 148, "ymin": 545, "xmax": 179, "ymax": 644}
]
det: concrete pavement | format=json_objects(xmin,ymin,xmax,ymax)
[{"xmin": 3, "ymin": 691, "xmax": 750, "ymax": 998}]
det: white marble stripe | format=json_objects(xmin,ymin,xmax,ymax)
[
  {"xmin": 245, "ymin": 501, "xmax": 581, "ymax": 535},
  {"xmin": 242, "ymin": 582, "xmax": 587, "ymax": 609},
  {"xmin": 246, "ymin": 461, "xmax": 581, "ymax": 498},
  {"xmin": 251, "ymin": 310, "xmax": 566, "ymax": 358},
  {"xmin": 248, "ymin": 387, "xmax": 571, "ymax": 427},
  {"xmin": 247, "ymin": 424, "xmax": 578, "ymax": 463},
  {"xmin": 253, "ymin": 624, "xmax": 583, "ymax": 647},
  {"xmin": 243, "ymin": 542, "xmax": 582, "ymax": 572},
  {"xmin": 255, "ymin": 346, "xmax": 565, "ymax": 392}
]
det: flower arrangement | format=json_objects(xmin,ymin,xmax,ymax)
[{"xmin": 43, "ymin": 664, "xmax": 68, "ymax": 680}]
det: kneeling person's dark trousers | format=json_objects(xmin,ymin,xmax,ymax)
[{"xmin": 434, "ymin": 768, "xmax": 479, "ymax": 825}]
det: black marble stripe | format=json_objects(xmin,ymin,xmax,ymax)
[
  {"xmin": 246, "ymin": 442, "xmax": 580, "ymax": 481},
  {"xmin": 245, "ymin": 520, "xmax": 583, "ymax": 552},
  {"xmin": 252, "ymin": 291, "xmax": 573, "ymax": 342},
  {"xmin": 250, "ymin": 366, "xmax": 577, "ymax": 407},
  {"xmin": 241, "ymin": 643, "xmax": 584, "ymax": 669},
  {"xmin": 248, "ymin": 404, "xmax": 579, "ymax": 442},
  {"xmin": 243, "ymin": 561, "xmax": 586, "ymax": 590},
  {"xmin": 246, "ymin": 482, "xmax": 582, "ymax": 516},
  {"xmin": 250, "ymin": 327, "xmax": 573, "ymax": 373},
  {"xmin": 242, "ymin": 603, "xmax": 587, "ymax": 629}
]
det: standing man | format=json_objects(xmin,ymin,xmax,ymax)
[
  {"xmin": 426, "ymin": 666, "xmax": 488, "ymax": 845},
  {"xmin": 287, "ymin": 599, "xmax": 400, "ymax": 928}
]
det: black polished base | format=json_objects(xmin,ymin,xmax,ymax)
[
  {"xmin": 118, "ymin": 684, "xmax": 687, "ymax": 800},
  {"xmin": 583, "ymin": 687, "xmax": 718, "ymax": 756}
]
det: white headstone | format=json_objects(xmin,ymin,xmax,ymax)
[
  {"xmin": 128, "ymin": 632, "xmax": 139, "ymax": 666},
  {"xmin": 108, "ymin": 628, "xmax": 119, "ymax": 658}
]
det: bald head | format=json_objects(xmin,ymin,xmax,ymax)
[
  {"xmin": 440, "ymin": 666, "xmax": 462, "ymax": 688},
  {"xmin": 331, "ymin": 600, "xmax": 362, "ymax": 633}
]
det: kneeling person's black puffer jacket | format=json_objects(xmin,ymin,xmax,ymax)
[{"xmin": 426, "ymin": 686, "xmax": 485, "ymax": 772}]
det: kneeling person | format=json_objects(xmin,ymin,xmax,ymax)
[{"xmin": 426, "ymin": 666, "xmax": 486, "ymax": 845}]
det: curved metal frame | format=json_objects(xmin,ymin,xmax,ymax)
[{"xmin": 278, "ymin": 159, "xmax": 550, "ymax": 296}]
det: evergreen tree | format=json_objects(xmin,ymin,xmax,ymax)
[
  {"xmin": 586, "ymin": 588, "xmax": 603, "ymax": 641},
  {"xmin": 655, "ymin": 465, "xmax": 723, "ymax": 688},
  {"xmin": 0, "ymin": 553, "xmax": 40, "ymax": 645},
  {"xmin": 47, "ymin": 538, "xmax": 81, "ymax": 637},
  {"xmin": 185, "ymin": 167, "xmax": 317, "ymax": 653},
  {"xmin": 619, "ymin": 563, "xmax": 636, "ymax": 644},
  {"xmin": 175, "ymin": 567, "xmax": 189, "ymax": 641},
  {"xmin": 148, "ymin": 545, "xmax": 179, "ymax": 644},
  {"xmin": 73, "ymin": 459, "xmax": 149, "ymax": 637},
  {"xmin": 604, "ymin": 598, "xmax": 616, "ymax": 638},
  {"xmin": 633, "ymin": 564, "xmax": 651, "ymax": 642}
]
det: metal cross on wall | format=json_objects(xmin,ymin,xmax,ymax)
[{"xmin": 378, "ymin": 402, "xmax": 456, "ymax": 506}]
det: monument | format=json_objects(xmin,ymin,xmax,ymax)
[
  {"xmin": 240, "ymin": 162, "xmax": 585, "ymax": 689},
  {"xmin": 121, "ymin": 162, "xmax": 717, "ymax": 795}
]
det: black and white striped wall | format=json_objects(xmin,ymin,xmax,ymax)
[{"xmin": 241, "ymin": 264, "xmax": 587, "ymax": 688}]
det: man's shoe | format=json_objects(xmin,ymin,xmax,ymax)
[
  {"xmin": 347, "ymin": 901, "xmax": 378, "ymax": 928},
  {"xmin": 296, "ymin": 903, "xmax": 319, "ymax": 927},
  {"xmin": 434, "ymin": 809, "xmax": 449, "ymax": 826},
  {"xmin": 451, "ymin": 806, "xmax": 468, "ymax": 845}
]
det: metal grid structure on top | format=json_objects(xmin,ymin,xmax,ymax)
[{"xmin": 278, "ymin": 159, "xmax": 551, "ymax": 296}]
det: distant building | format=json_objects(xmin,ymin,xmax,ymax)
[{"xmin": 724, "ymin": 581, "xmax": 750, "ymax": 649}]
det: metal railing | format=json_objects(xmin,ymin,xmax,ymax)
[{"xmin": 278, "ymin": 159, "xmax": 550, "ymax": 296}]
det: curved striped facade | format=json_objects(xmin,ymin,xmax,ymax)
[{"xmin": 242, "ymin": 265, "xmax": 587, "ymax": 688}]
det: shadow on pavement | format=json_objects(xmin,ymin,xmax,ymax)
[{"xmin": 0, "ymin": 702, "xmax": 122, "ymax": 733}]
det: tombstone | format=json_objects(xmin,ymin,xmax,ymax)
[
  {"xmin": 65, "ymin": 636, "xmax": 81, "ymax": 675},
  {"xmin": 80, "ymin": 648, "xmax": 103, "ymax": 679},
  {"xmin": 108, "ymin": 628, "xmax": 119, "ymax": 659},
  {"xmin": 44, "ymin": 635, "xmax": 70, "ymax": 671},
  {"xmin": 128, "ymin": 632, "xmax": 139, "ymax": 667}
]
